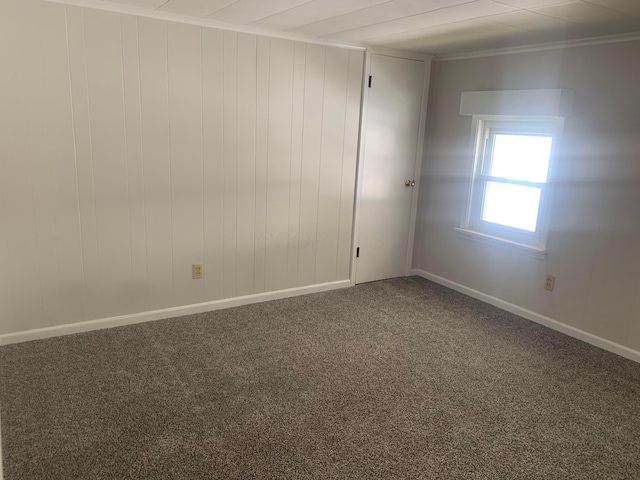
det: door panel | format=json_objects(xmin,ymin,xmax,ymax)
[{"xmin": 356, "ymin": 54, "xmax": 425, "ymax": 284}]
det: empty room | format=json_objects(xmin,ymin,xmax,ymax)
[{"xmin": 1, "ymin": 0, "xmax": 640, "ymax": 478}]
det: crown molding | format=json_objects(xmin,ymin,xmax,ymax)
[
  {"xmin": 433, "ymin": 31, "xmax": 640, "ymax": 62},
  {"xmin": 44, "ymin": 0, "xmax": 367, "ymax": 51}
]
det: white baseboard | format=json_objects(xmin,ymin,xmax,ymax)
[
  {"xmin": 4, "ymin": 271, "xmax": 639, "ymax": 365},
  {"xmin": 0, "ymin": 280, "xmax": 351, "ymax": 346},
  {"xmin": 411, "ymin": 269, "xmax": 640, "ymax": 364}
]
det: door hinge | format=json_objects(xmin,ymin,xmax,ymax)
[
  {"xmin": 368, "ymin": 76, "xmax": 372, "ymax": 88},
  {"xmin": 356, "ymin": 247, "xmax": 360, "ymax": 258}
]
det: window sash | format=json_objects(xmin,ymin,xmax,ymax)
[
  {"xmin": 476, "ymin": 174, "xmax": 545, "ymax": 190},
  {"xmin": 481, "ymin": 129, "xmax": 553, "ymax": 182},
  {"xmin": 471, "ymin": 178, "xmax": 545, "ymax": 237},
  {"xmin": 475, "ymin": 179, "xmax": 544, "ymax": 233}
]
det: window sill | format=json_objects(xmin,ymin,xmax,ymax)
[{"xmin": 453, "ymin": 227, "xmax": 547, "ymax": 259}]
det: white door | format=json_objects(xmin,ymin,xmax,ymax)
[{"xmin": 356, "ymin": 54, "xmax": 426, "ymax": 284}]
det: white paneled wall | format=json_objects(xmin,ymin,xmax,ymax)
[{"xmin": 0, "ymin": 0, "xmax": 364, "ymax": 335}]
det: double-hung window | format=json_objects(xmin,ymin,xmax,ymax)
[
  {"xmin": 457, "ymin": 117, "xmax": 563, "ymax": 257},
  {"xmin": 456, "ymin": 89, "xmax": 572, "ymax": 258}
]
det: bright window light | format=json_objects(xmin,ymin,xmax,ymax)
[
  {"xmin": 490, "ymin": 134, "xmax": 552, "ymax": 183},
  {"xmin": 479, "ymin": 132, "xmax": 553, "ymax": 232},
  {"xmin": 482, "ymin": 182, "xmax": 541, "ymax": 232}
]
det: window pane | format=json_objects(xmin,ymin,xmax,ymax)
[
  {"xmin": 482, "ymin": 182, "xmax": 541, "ymax": 232},
  {"xmin": 490, "ymin": 134, "xmax": 552, "ymax": 183}
]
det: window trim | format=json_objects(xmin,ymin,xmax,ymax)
[{"xmin": 459, "ymin": 114, "xmax": 564, "ymax": 258}]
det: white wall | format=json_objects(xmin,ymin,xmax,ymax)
[
  {"xmin": 0, "ymin": 0, "xmax": 364, "ymax": 335},
  {"xmin": 414, "ymin": 40, "xmax": 640, "ymax": 353}
]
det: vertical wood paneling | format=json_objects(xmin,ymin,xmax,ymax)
[
  {"xmin": 37, "ymin": 2, "xmax": 86, "ymax": 324},
  {"xmin": 0, "ymin": 0, "xmax": 43, "ymax": 331},
  {"xmin": 236, "ymin": 33, "xmax": 257, "ymax": 296},
  {"xmin": 0, "ymin": 0, "xmax": 365, "ymax": 335},
  {"xmin": 66, "ymin": 5, "xmax": 102, "ymax": 321},
  {"xmin": 84, "ymin": 8, "xmax": 134, "ymax": 318},
  {"xmin": 202, "ymin": 28, "xmax": 225, "ymax": 301},
  {"xmin": 297, "ymin": 44, "xmax": 325, "ymax": 287},
  {"xmin": 336, "ymin": 50, "xmax": 364, "ymax": 280},
  {"xmin": 0, "ymin": 190, "xmax": 14, "ymax": 328},
  {"xmin": 121, "ymin": 14, "xmax": 149, "ymax": 313},
  {"xmin": 265, "ymin": 39, "xmax": 295, "ymax": 292},
  {"xmin": 254, "ymin": 37, "xmax": 270, "ymax": 294},
  {"xmin": 286, "ymin": 42, "xmax": 306, "ymax": 288},
  {"xmin": 0, "ymin": 0, "xmax": 12, "ymax": 325},
  {"xmin": 18, "ymin": 1, "xmax": 64, "ymax": 324},
  {"xmin": 168, "ymin": 22, "xmax": 204, "ymax": 307},
  {"xmin": 0, "ymin": 138, "xmax": 14, "ymax": 323},
  {"xmin": 223, "ymin": 31, "xmax": 238, "ymax": 298},
  {"xmin": 315, "ymin": 48, "xmax": 349, "ymax": 284},
  {"xmin": 138, "ymin": 17, "xmax": 174, "ymax": 310}
]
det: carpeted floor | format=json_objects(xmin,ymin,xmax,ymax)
[{"xmin": 1, "ymin": 277, "xmax": 640, "ymax": 480}]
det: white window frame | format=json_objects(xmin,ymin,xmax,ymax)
[{"xmin": 456, "ymin": 114, "xmax": 564, "ymax": 259}]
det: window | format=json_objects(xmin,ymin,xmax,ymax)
[{"xmin": 457, "ymin": 117, "xmax": 563, "ymax": 257}]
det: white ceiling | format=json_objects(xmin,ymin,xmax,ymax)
[{"xmin": 106, "ymin": 0, "xmax": 640, "ymax": 54}]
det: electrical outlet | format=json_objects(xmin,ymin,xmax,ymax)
[
  {"xmin": 544, "ymin": 275, "xmax": 556, "ymax": 292},
  {"xmin": 192, "ymin": 264, "xmax": 203, "ymax": 280}
]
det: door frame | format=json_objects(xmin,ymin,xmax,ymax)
[{"xmin": 350, "ymin": 47, "xmax": 432, "ymax": 286}]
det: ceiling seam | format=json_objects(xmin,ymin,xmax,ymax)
[
  {"xmin": 203, "ymin": 0, "xmax": 243, "ymax": 18},
  {"xmin": 518, "ymin": 0, "xmax": 631, "ymax": 25},
  {"xmin": 318, "ymin": 0, "xmax": 482, "ymax": 39},
  {"xmin": 245, "ymin": 0, "xmax": 315, "ymax": 27},
  {"xmin": 330, "ymin": 0, "xmax": 640, "ymax": 48},
  {"xmin": 285, "ymin": 0, "xmax": 396, "ymax": 33},
  {"xmin": 581, "ymin": 0, "xmax": 640, "ymax": 18},
  {"xmin": 155, "ymin": 0, "xmax": 170, "ymax": 10},
  {"xmin": 363, "ymin": 17, "xmax": 531, "ymax": 48}
]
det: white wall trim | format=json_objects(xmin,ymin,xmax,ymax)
[
  {"xmin": 404, "ymin": 58, "xmax": 432, "ymax": 276},
  {"xmin": 411, "ymin": 269, "xmax": 640, "ymax": 364},
  {"xmin": 363, "ymin": 46, "xmax": 431, "ymax": 62},
  {"xmin": 459, "ymin": 90, "xmax": 573, "ymax": 118},
  {"xmin": 0, "ymin": 280, "xmax": 350, "ymax": 346},
  {"xmin": 453, "ymin": 228, "xmax": 547, "ymax": 259},
  {"xmin": 434, "ymin": 32, "xmax": 640, "ymax": 62},
  {"xmin": 350, "ymin": 48, "xmax": 379, "ymax": 286},
  {"xmin": 44, "ymin": 0, "xmax": 366, "ymax": 51}
]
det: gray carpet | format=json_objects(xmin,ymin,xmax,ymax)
[{"xmin": 1, "ymin": 277, "xmax": 640, "ymax": 480}]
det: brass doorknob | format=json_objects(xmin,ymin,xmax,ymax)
[{"xmin": 405, "ymin": 180, "xmax": 415, "ymax": 187}]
